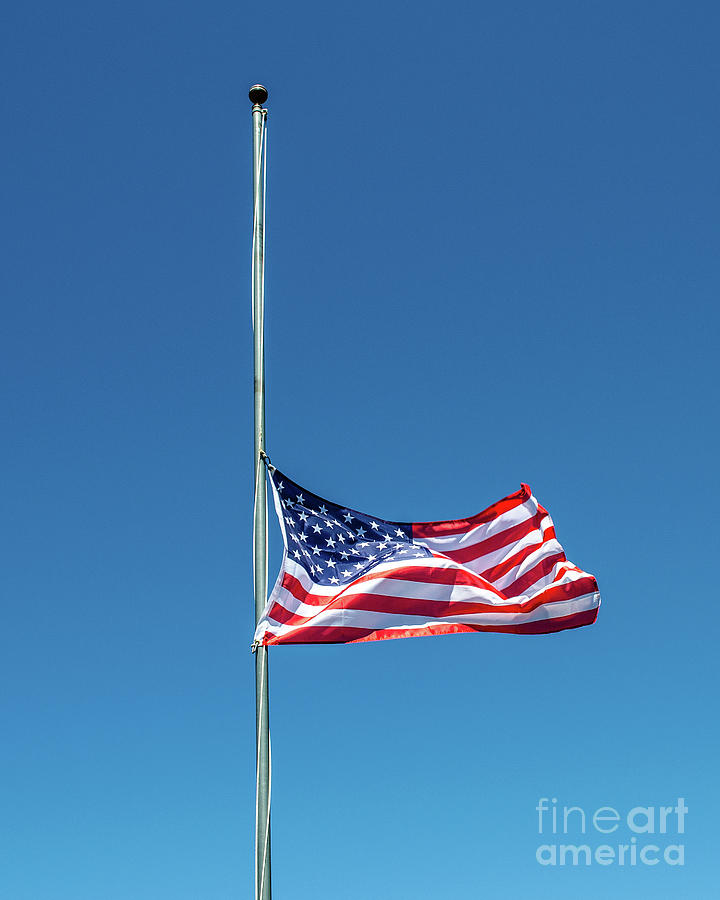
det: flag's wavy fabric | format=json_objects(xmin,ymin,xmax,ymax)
[{"xmin": 254, "ymin": 466, "xmax": 600, "ymax": 646}]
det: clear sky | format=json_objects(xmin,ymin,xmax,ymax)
[{"xmin": 2, "ymin": 1, "xmax": 717, "ymax": 897}]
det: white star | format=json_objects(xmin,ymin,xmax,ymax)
[
  {"xmin": 356, "ymin": 526, "xmax": 366, "ymax": 538},
  {"xmin": 285, "ymin": 516, "xmax": 294, "ymax": 526},
  {"xmin": 343, "ymin": 512, "xmax": 353, "ymax": 523},
  {"xmin": 326, "ymin": 537, "xmax": 336, "ymax": 548},
  {"xmin": 299, "ymin": 532, "xmax": 307, "ymax": 542},
  {"xmin": 315, "ymin": 561, "xmax": 324, "ymax": 572},
  {"xmin": 312, "ymin": 545, "xmax": 321, "ymax": 556},
  {"xmin": 359, "ymin": 542, "xmax": 369, "ymax": 549},
  {"xmin": 342, "ymin": 569, "xmax": 352, "ymax": 577},
  {"xmin": 326, "ymin": 559, "xmax": 336, "ymax": 567},
  {"xmin": 298, "ymin": 511, "xmax": 309, "ymax": 523},
  {"xmin": 354, "ymin": 561, "xmax": 364, "ymax": 570},
  {"xmin": 370, "ymin": 521, "xmax": 380, "ymax": 530},
  {"xmin": 296, "ymin": 493, "xmax": 305, "ymax": 504},
  {"xmin": 277, "ymin": 481, "xmax": 285, "ymax": 493},
  {"xmin": 290, "ymin": 534, "xmax": 299, "ymax": 543},
  {"xmin": 293, "ymin": 550, "xmax": 301, "ymax": 559},
  {"xmin": 312, "ymin": 523, "xmax": 322, "ymax": 533},
  {"xmin": 339, "ymin": 550, "xmax": 349, "ymax": 560},
  {"xmin": 395, "ymin": 528, "xmax": 405, "ymax": 537},
  {"xmin": 319, "ymin": 504, "xmax": 328, "ymax": 515},
  {"xmin": 329, "ymin": 576, "xmax": 339, "ymax": 585},
  {"xmin": 368, "ymin": 554, "xmax": 376, "ymax": 562},
  {"xmin": 337, "ymin": 533, "xmax": 346, "ymax": 543},
  {"xmin": 325, "ymin": 519, "xmax": 334, "ymax": 528}
]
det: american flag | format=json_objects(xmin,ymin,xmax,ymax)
[{"xmin": 254, "ymin": 465, "xmax": 600, "ymax": 646}]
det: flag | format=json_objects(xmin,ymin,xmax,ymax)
[{"xmin": 254, "ymin": 465, "xmax": 600, "ymax": 646}]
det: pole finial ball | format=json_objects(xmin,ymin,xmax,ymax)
[{"xmin": 249, "ymin": 84, "xmax": 268, "ymax": 105}]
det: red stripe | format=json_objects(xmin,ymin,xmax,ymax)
[
  {"xmin": 262, "ymin": 606, "xmax": 599, "ymax": 645},
  {"xmin": 412, "ymin": 484, "xmax": 532, "ymax": 538},
  {"xmin": 499, "ymin": 551, "xmax": 567, "ymax": 598},
  {"xmin": 476, "ymin": 526, "xmax": 556, "ymax": 583},
  {"xmin": 267, "ymin": 574, "xmax": 598, "ymax": 631},
  {"xmin": 353, "ymin": 607, "xmax": 600, "ymax": 641},
  {"xmin": 431, "ymin": 509, "xmax": 548, "ymax": 564},
  {"xmin": 380, "ymin": 561, "xmax": 503, "ymax": 594},
  {"xmin": 266, "ymin": 601, "xmax": 311, "ymax": 627},
  {"xmin": 279, "ymin": 571, "xmax": 331, "ymax": 606}
]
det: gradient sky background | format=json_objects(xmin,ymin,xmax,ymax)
[{"xmin": 2, "ymin": 1, "xmax": 718, "ymax": 897}]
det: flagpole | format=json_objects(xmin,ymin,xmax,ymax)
[{"xmin": 250, "ymin": 83, "xmax": 271, "ymax": 900}]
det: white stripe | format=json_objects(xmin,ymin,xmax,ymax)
[
  {"xmin": 263, "ymin": 591, "xmax": 600, "ymax": 639},
  {"xmin": 416, "ymin": 496, "xmax": 539, "ymax": 551},
  {"xmin": 420, "ymin": 515, "xmax": 556, "ymax": 577},
  {"xmin": 337, "ymin": 575, "xmax": 502, "ymax": 605},
  {"xmin": 504, "ymin": 558, "xmax": 583, "ymax": 598},
  {"xmin": 487, "ymin": 538, "xmax": 565, "ymax": 590}
]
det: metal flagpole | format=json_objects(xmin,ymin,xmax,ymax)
[{"xmin": 249, "ymin": 83, "xmax": 271, "ymax": 900}]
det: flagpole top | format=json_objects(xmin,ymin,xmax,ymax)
[{"xmin": 249, "ymin": 84, "xmax": 268, "ymax": 106}]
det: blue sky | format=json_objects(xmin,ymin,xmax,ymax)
[{"xmin": 2, "ymin": 1, "xmax": 718, "ymax": 897}]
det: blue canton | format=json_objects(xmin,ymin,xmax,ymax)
[{"xmin": 269, "ymin": 467, "xmax": 432, "ymax": 586}]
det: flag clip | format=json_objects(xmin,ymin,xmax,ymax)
[
  {"xmin": 259, "ymin": 449, "xmax": 273, "ymax": 470},
  {"xmin": 251, "ymin": 640, "xmax": 260, "ymax": 653}
]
